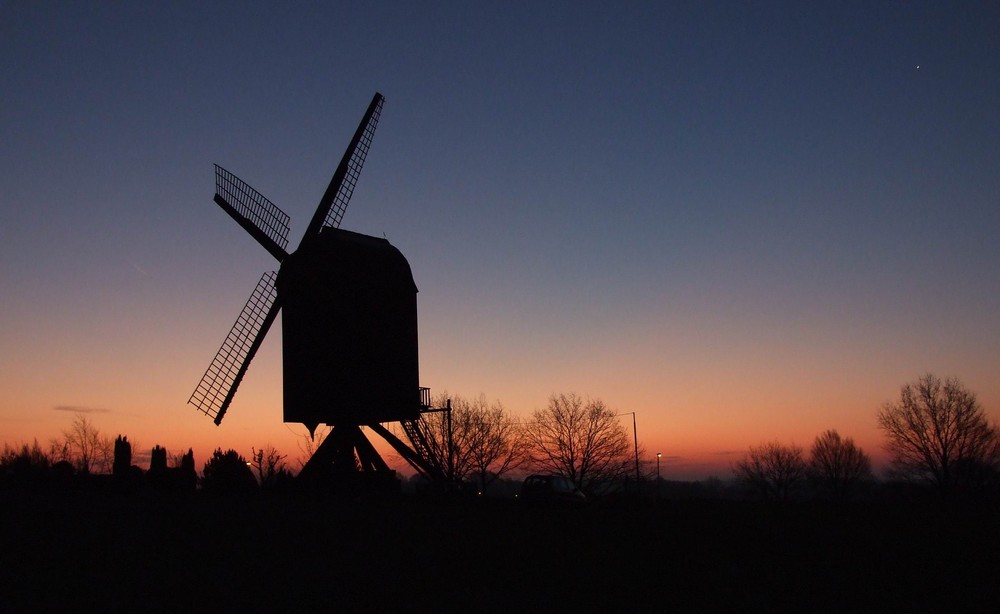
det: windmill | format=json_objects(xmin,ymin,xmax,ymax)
[{"xmin": 189, "ymin": 92, "xmax": 447, "ymax": 484}]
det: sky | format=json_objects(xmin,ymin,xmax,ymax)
[{"xmin": 2, "ymin": 1, "xmax": 998, "ymax": 480}]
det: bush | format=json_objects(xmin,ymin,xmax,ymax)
[{"xmin": 201, "ymin": 448, "xmax": 257, "ymax": 494}]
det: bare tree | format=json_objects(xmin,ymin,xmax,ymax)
[
  {"xmin": 296, "ymin": 425, "xmax": 332, "ymax": 470},
  {"xmin": 524, "ymin": 393, "xmax": 634, "ymax": 496},
  {"xmin": 412, "ymin": 393, "xmax": 525, "ymax": 488},
  {"xmin": 808, "ymin": 430, "xmax": 873, "ymax": 500},
  {"xmin": 878, "ymin": 374, "xmax": 1000, "ymax": 496},
  {"xmin": 465, "ymin": 397, "xmax": 528, "ymax": 492},
  {"xmin": 415, "ymin": 391, "xmax": 475, "ymax": 480},
  {"xmin": 251, "ymin": 445, "xmax": 289, "ymax": 487},
  {"xmin": 734, "ymin": 441, "xmax": 807, "ymax": 501},
  {"xmin": 49, "ymin": 415, "xmax": 113, "ymax": 474}
]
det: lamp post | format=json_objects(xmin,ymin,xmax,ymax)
[
  {"xmin": 616, "ymin": 412, "xmax": 641, "ymax": 495},
  {"xmin": 656, "ymin": 452, "xmax": 662, "ymax": 499},
  {"xmin": 632, "ymin": 413, "xmax": 639, "ymax": 490}
]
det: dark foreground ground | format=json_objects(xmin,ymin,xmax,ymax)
[{"xmin": 1, "ymin": 491, "xmax": 998, "ymax": 612}]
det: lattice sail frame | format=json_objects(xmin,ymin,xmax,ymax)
[
  {"xmin": 215, "ymin": 164, "xmax": 291, "ymax": 251},
  {"xmin": 188, "ymin": 271, "xmax": 278, "ymax": 422},
  {"xmin": 322, "ymin": 96, "xmax": 383, "ymax": 230}
]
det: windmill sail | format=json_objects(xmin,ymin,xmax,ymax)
[
  {"xmin": 304, "ymin": 92, "xmax": 385, "ymax": 239},
  {"xmin": 189, "ymin": 271, "xmax": 280, "ymax": 425},
  {"xmin": 214, "ymin": 165, "xmax": 291, "ymax": 262}
]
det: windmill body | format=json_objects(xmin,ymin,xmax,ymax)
[
  {"xmin": 278, "ymin": 227, "xmax": 421, "ymax": 430},
  {"xmin": 189, "ymin": 93, "xmax": 447, "ymax": 484}
]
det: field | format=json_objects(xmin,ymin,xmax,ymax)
[{"xmin": 2, "ymin": 490, "xmax": 998, "ymax": 611}]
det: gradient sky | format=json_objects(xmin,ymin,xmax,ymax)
[{"xmin": 2, "ymin": 2, "xmax": 998, "ymax": 479}]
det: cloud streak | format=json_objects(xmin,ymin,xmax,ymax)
[{"xmin": 53, "ymin": 405, "xmax": 111, "ymax": 414}]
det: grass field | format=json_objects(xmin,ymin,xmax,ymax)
[{"xmin": 2, "ymin": 490, "xmax": 998, "ymax": 611}]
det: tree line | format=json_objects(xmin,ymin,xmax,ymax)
[
  {"xmin": 5, "ymin": 373, "xmax": 998, "ymax": 500},
  {"xmin": 0, "ymin": 392, "xmax": 640, "ymax": 496},
  {"xmin": 1, "ymin": 415, "xmax": 117, "ymax": 478},
  {"xmin": 735, "ymin": 374, "xmax": 1000, "ymax": 500}
]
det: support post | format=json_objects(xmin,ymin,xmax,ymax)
[
  {"xmin": 446, "ymin": 399, "xmax": 454, "ymax": 480},
  {"xmin": 632, "ymin": 412, "xmax": 640, "ymax": 494}
]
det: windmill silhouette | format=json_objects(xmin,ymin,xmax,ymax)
[{"xmin": 189, "ymin": 93, "xmax": 447, "ymax": 484}]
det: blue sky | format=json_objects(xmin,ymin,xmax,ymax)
[{"xmin": 2, "ymin": 2, "xmax": 998, "ymax": 477}]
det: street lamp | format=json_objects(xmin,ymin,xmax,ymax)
[
  {"xmin": 615, "ymin": 412, "xmax": 641, "ymax": 494},
  {"xmin": 656, "ymin": 452, "xmax": 662, "ymax": 499}
]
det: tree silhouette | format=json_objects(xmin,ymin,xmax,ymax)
[
  {"xmin": 1, "ymin": 440, "xmax": 51, "ymax": 485},
  {"xmin": 463, "ymin": 396, "xmax": 527, "ymax": 493},
  {"xmin": 201, "ymin": 448, "xmax": 257, "ymax": 494},
  {"xmin": 113, "ymin": 435, "xmax": 132, "ymax": 476},
  {"xmin": 414, "ymin": 392, "xmax": 475, "ymax": 481},
  {"xmin": 878, "ymin": 374, "xmax": 1000, "ymax": 496},
  {"xmin": 734, "ymin": 441, "xmax": 807, "ymax": 501},
  {"xmin": 296, "ymin": 425, "xmax": 332, "ymax": 470},
  {"xmin": 173, "ymin": 448, "xmax": 198, "ymax": 491},
  {"xmin": 524, "ymin": 393, "xmax": 634, "ymax": 496},
  {"xmin": 807, "ymin": 430, "xmax": 872, "ymax": 500},
  {"xmin": 250, "ymin": 445, "xmax": 290, "ymax": 488},
  {"xmin": 49, "ymin": 415, "xmax": 113, "ymax": 474},
  {"xmin": 412, "ymin": 392, "xmax": 526, "ymax": 489}
]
